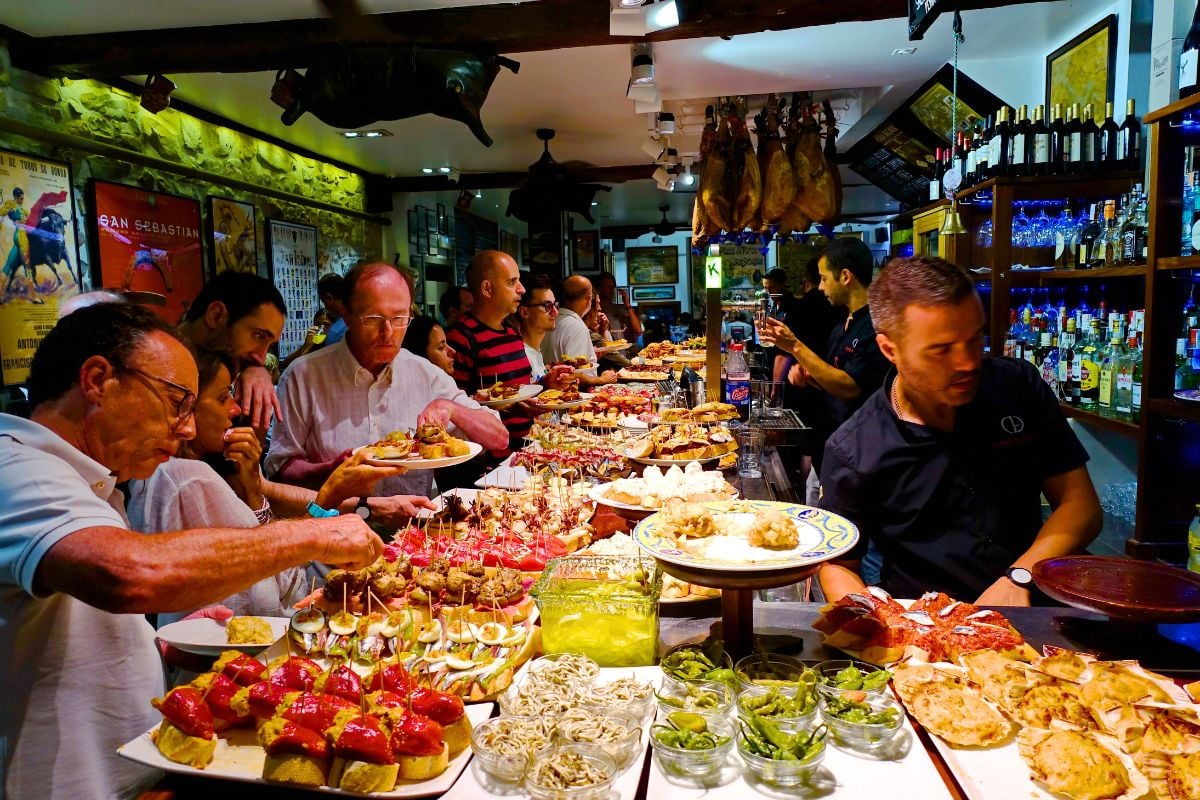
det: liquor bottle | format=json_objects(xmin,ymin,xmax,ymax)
[
  {"xmin": 1076, "ymin": 284, "xmax": 1094, "ymax": 331},
  {"xmin": 1037, "ymin": 330, "xmax": 1059, "ymax": 395},
  {"xmin": 1176, "ymin": 337, "xmax": 1196, "ymax": 390},
  {"xmin": 1133, "ymin": 185, "xmax": 1149, "ymax": 263},
  {"xmin": 1097, "ymin": 329, "xmax": 1123, "ymax": 416},
  {"xmin": 1118, "ymin": 99, "xmax": 1141, "ymax": 171},
  {"xmin": 1049, "ymin": 104, "xmax": 1066, "ymax": 175},
  {"xmin": 1030, "ymin": 104, "xmax": 1051, "ymax": 176},
  {"xmin": 1038, "ymin": 287, "xmax": 1058, "ymax": 334},
  {"xmin": 1063, "ymin": 104, "xmax": 1081, "ymax": 174},
  {"xmin": 929, "ymin": 147, "xmax": 944, "ymax": 202},
  {"xmin": 1181, "ymin": 1, "xmax": 1200, "ymax": 99},
  {"xmin": 1102, "ymin": 200, "xmax": 1121, "ymax": 269},
  {"xmin": 1099, "ymin": 102, "xmax": 1120, "ymax": 170},
  {"xmin": 976, "ymin": 116, "xmax": 991, "ymax": 180},
  {"xmin": 1116, "ymin": 334, "xmax": 1140, "ymax": 420},
  {"xmin": 1010, "ymin": 105, "xmax": 1030, "ymax": 177},
  {"xmin": 1119, "ymin": 191, "xmax": 1142, "ymax": 265},
  {"xmin": 1183, "ymin": 283, "xmax": 1199, "ymax": 339},
  {"xmin": 1080, "ymin": 103, "xmax": 1100, "ymax": 173},
  {"xmin": 1191, "ymin": 173, "xmax": 1200, "ymax": 256},
  {"xmin": 1188, "ymin": 506, "xmax": 1200, "ymax": 574},
  {"xmin": 1076, "ymin": 203, "xmax": 1101, "ymax": 270},
  {"xmin": 964, "ymin": 129, "xmax": 979, "ymax": 187},
  {"xmin": 990, "ymin": 106, "xmax": 1011, "ymax": 178},
  {"xmin": 1079, "ymin": 320, "xmax": 1102, "ymax": 408},
  {"xmin": 1062, "ymin": 318, "xmax": 1081, "ymax": 405}
]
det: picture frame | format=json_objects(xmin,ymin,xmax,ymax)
[
  {"xmin": 417, "ymin": 228, "xmax": 429, "ymax": 259},
  {"xmin": 265, "ymin": 218, "xmax": 319, "ymax": 359},
  {"xmin": 1046, "ymin": 15, "xmax": 1116, "ymax": 113},
  {"xmin": 89, "ymin": 179, "xmax": 204, "ymax": 326},
  {"xmin": 437, "ymin": 203, "xmax": 447, "ymax": 235},
  {"xmin": 626, "ymin": 245, "xmax": 679, "ymax": 285},
  {"xmin": 632, "ymin": 286, "xmax": 675, "ymax": 301},
  {"xmin": 0, "ymin": 149, "xmax": 80, "ymax": 386},
  {"xmin": 571, "ymin": 229, "xmax": 600, "ymax": 273},
  {"xmin": 207, "ymin": 196, "xmax": 257, "ymax": 278},
  {"xmin": 417, "ymin": 207, "xmax": 429, "ymax": 233},
  {"xmin": 500, "ymin": 229, "xmax": 519, "ymax": 260},
  {"xmin": 407, "ymin": 209, "xmax": 418, "ymax": 244}
]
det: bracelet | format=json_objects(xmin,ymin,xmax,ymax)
[
  {"xmin": 306, "ymin": 500, "xmax": 340, "ymax": 518},
  {"xmin": 253, "ymin": 496, "xmax": 273, "ymax": 526}
]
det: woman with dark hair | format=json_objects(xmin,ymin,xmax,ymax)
[
  {"xmin": 128, "ymin": 347, "xmax": 401, "ymax": 624},
  {"xmin": 401, "ymin": 314, "xmax": 456, "ymax": 376}
]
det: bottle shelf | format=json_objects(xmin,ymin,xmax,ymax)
[
  {"xmin": 1007, "ymin": 265, "xmax": 1147, "ymax": 284},
  {"xmin": 1143, "ymin": 397, "xmax": 1200, "ymax": 424},
  {"xmin": 1059, "ymin": 402, "xmax": 1141, "ymax": 436},
  {"xmin": 1155, "ymin": 256, "xmax": 1200, "ymax": 272},
  {"xmin": 951, "ymin": 171, "xmax": 1144, "ymax": 204}
]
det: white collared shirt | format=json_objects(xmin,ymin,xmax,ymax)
[
  {"xmin": 0, "ymin": 414, "xmax": 164, "ymax": 799},
  {"xmin": 540, "ymin": 308, "xmax": 597, "ymax": 373},
  {"xmin": 266, "ymin": 340, "xmax": 499, "ymax": 498}
]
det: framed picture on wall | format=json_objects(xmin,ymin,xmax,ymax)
[
  {"xmin": 572, "ymin": 230, "xmax": 600, "ymax": 273},
  {"xmin": 417, "ymin": 228, "xmax": 428, "ymax": 258},
  {"xmin": 0, "ymin": 149, "xmax": 80, "ymax": 386},
  {"xmin": 89, "ymin": 179, "xmax": 204, "ymax": 325},
  {"xmin": 627, "ymin": 245, "xmax": 679, "ymax": 285},
  {"xmin": 407, "ymin": 209, "xmax": 418, "ymax": 244},
  {"xmin": 208, "ymin": 196, "xmax": 257, "ymax": 278},
  {"xmin": 437, "ymin": 204, "xmax": 447, "ymax": 235},
  {"xmin": 266, "ymin": 218, "xmax": 318, "ymax": 359},
  {"xmin": 1045, "ymin": 15, "xmax": 1116, "ymax": 113},
  {"xmin": 632, "ymin": 286, "xmax": 675, "ymax": 301},
  {"xmin": 500, "ymin": 229, "xmax": 519, "ymax": 260}
]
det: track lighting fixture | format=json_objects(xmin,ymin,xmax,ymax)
[
  {"xmin": 140, "ymin": 74, "xmax": 176, "ymax": 114},
  {"xmin": 609, "ymin": 0, "xmax": 681, "ymax": 36}
]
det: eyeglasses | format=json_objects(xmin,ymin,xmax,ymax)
[
  {"xmin": 357, "ymin": 314, "xmax": 411, "ymax": 332},
  {"xmin": 522, "ymin": 300, "xmax": 559, "ymax": 312},
  {"xmin": 122, "ymin": 366, "xmax": 197, "ymax": 425}
]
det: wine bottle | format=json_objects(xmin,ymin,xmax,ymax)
[
  {"xmin": 1077, "ymin": 203, "xmax": 1100, "ymax": 270},
  {"xmin": 990, "ymin": 106, "xmax": 1011, "ymax": 178},
  {"xmin": 1118, "ymin": 98, "xmax": 1140, "ymax": 171},
  {"xmin": 1010, "ymin": 105, "xmax": 1030, "ymax": 177},
  {"xmin": 1050, "ymin": 103, "xmax": 1066, "ymax": 176},
  {"xmin": 1099, "ymin": 101, "xmax": 1120, "ymax": 171},
  {"xmin": 1064, "ymin": 103, "xmax": 1081, "ymax": 175},
  {"xmin": 976, "ymin": 115, "xmax": 991, "ymax": 180},
  {"xmin": 1030, "ymin": 104, "xmax": 1051, "ymax": 176},
  {"xmin": 929, "ymin": 147, "xmax": 944, "ymax": 202},
  {"xmin": 1181, "ymin": 1, "xmax": 1200, "ymax": 98},
  {"xmin": 1081, "ymin": 103, "xmax": 1099, "ymax": 173}
]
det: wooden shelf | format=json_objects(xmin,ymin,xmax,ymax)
[
  {"xmin": 1143, "ymin": 92, "xmax": 1200, "ymax": 125},
  {"xmin": 1155, "ymin": 255, "xmax": 1200, "ymax": 271},
  {"xmin": 953, "ymin": 171, "xmax": 1143, "ymax": 203},
  {"xmin": 1008, "ymin": 265, "xmax": 1147, "ymax": 284},
  {"xmin": 1059, "ymin": 403, "xmax": 1140, "ymax": 436},
  {"xmin": 1144, "ymin": 396, "xmax": 1200, "ymax": 423}
]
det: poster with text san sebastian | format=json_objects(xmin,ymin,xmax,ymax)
[
  {"xmin": 90, "ymin": 180, "xmax": 204, "ymax": 325},
  {"xmin": 0, "ymin": 149, "xmax": 80, "ymax": 385}
]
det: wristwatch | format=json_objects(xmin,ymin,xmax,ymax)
[
  {"xmin": 306, "ymin": 500, "xmax": 340, "ymax": 518},
  {"xmin": 355, "ymin": 497, "xmax": 371, "ymax": 521},
  {"xmin": 1005, "ymin": 566, "xmax": 1033, "ymax": 587}
]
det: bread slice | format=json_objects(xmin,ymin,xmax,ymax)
[
  {"xmin": 332, "ymin": 758, "xmax": 400, "ymax": 793},
  {"xmin": 397, "ymin": 743, "xmax": 449, "ymax": 781},
  {"xmin": 442, "ymin": 716, "xmax": 473, "ymax": 758},
  {"xmin": 262, "ymin": 752, "xmax": 329, "ymax": 786},
  {"xmin": 151, "ymin": 720, "xmax": 216, "ymax": 769}
]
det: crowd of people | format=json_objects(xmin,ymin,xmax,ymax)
[{"xmin": 0, "ymin": 244, "xmax": 1104, "ymax": 799}]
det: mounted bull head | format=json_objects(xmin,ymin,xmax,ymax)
[{"xmin": 279, "ymin": 48, "xmax": 519, "ymax": 146}]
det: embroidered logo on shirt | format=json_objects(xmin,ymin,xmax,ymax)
[{"xmin": 1000, "ymin": 415, "xmax": 1025, "ymax": 435}]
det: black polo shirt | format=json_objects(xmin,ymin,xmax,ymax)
[
  {"xmin": 825, "ymin": 304, "xmax": 888, "ymax": 428},
  {"xmin": 818, "ymin": 356, "xmax": 1089, "ymax": 600}
]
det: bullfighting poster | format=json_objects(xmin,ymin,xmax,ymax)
[
  {"xmin": 0, "ymin": 149, "xmax": 80, "ymax": 386},
  {"xmin": 208, "ymin": 195, "xmax": 258, "ymax": 277},
  {"xmin": 90, "ymin": 180, "xmax": 204, "ymax": 325},
  {"xmin": 267, "ymin": 218, "xmax": 318, "ymax": 359}
]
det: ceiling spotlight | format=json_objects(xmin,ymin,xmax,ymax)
[
  {"xmin": 678, "ymin": 161, "xmax": 696, "ymax": 187},
  {"xmin": 617, "ymin": 0, "xmax": 643, "ymax": 6},
  {"xmin": 475, "ymin": 189, "xmax": 483, "ymax": 198},
  {"xmin": 591, "ymin": 201, "xmax": 600, "ymax": 206},
  {"xmin": 421, "ymin": 167, "xmax": 435, "ymax": 174},
  {"xmin": 610, "ymin": 0, "xmax": 680, "ymax": 35},
  {"xmin": 656, "ymin": 112, "xmax": 676, "ymax": 135},
  {"xmin": 634, "ymin": 93, "xmax": 662, "ymax": 113},
  {"xmin": 630, "ymin": 44, "xmax": 655, "ymax": 85},
  {"xmin": 892, "ymin": 47, "xmax": 918, "ymax": 55},
  {"xmin": 438, "ymin": 166, "xmax": 452, "ymax": 174},
  {"xmin": 641, "ymin": 135, "xmax": 665, "ymax": 160},
  {"xmin": 140, "ymin": 74, "xmax": 176, "ymax": 114},
  {"xmin": 341, "ymin": 129, "xmax": 391, "ymax": 138},
  {"xmin": 446, "ymin": 169, "xmax": 462, "ymax": 184}
]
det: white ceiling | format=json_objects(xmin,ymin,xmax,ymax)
[{"xmin": 1, "ymin": 0, "xmax": 1108, "ymax": 226}]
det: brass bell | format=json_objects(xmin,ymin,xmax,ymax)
[{"xmin": 939, "ymin": 200, "xmax": 968, "ymax": 236}]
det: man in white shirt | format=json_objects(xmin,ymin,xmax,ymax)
[
  {"xmin": 0, "ymin": 303, "xmax": 382, "ymax": 800},
  {"xmin": 540, "ymin": 275, "xmax": 617, "ymax": 387},
  {"xmin": 267, "ymin": 262, "xmax": 507, "ymax": 507}
]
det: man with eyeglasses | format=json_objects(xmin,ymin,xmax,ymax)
[
  {"xmin": 518, "ymin": 286, "xmax": 561, "ymax": 381},
  {"xmin": 541, "ymin": 274, "xmax": 618, "ymax": 386},
  {"xmin": 267, "ymin": 262, "xmax": 507, "ymax": 512},
  {"xmin": 178, "ymin": 271, "xmax": 287, "ymax": 430},
  {"xmin": 445, "ymin": 251, "xmax": 573, "ymax": 455},
  {"xmin": 0, "ymin": 303, "xmax": 383, "ymax": 800}
]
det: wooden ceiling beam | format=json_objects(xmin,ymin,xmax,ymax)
[{"xmin": 9, "ymin": 0, "xmax": 1051, "ymax": 78}]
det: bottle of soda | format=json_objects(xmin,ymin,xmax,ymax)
[{"xmin": 725, "ymin": 343, "xmax": 751, "ymax": 418}]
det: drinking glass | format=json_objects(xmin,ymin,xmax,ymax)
[
  {"xmin": 751, "ymin": 380, "xmax": 784, "ymax": 420},
  {"xmin": 1011, "ymin": 207, "xmax": 1031, "ymax": 248},
  {"xmin": 735, "ymin": 427, "xmax": 765, "ymax": 479},
  {"xmin": 1032, "ymin": 207, "xmax": 1053, "ymax": 248}
]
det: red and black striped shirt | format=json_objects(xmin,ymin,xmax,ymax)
[{"xmin": 446, "ymin": 312, "xmax": 534, "ymax": 452}]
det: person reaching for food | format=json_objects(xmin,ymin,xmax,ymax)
[{"xmin": 128, "ymin": 347, "xmax": 412, "ymax": 623}]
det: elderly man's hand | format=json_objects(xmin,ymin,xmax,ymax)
[
  {"xmin": 416, "ymin": 398, "xmax": 456, "ymax": 430},
  {"xmin": 236, "ymin": 366, "xmax": 281, "ymax": 430},
  {"xmin": 542, "ymin": 365, "xmax": 576, "ymax": 390},
  {"xmin": 312, "ymin": 515, "xmax": 385, "ymax": 570}
]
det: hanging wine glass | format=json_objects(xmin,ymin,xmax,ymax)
[
  {"xmin": 1012, "ymin": 206, "xmax": 1031, "ymax": 248},
  {"xmin": 1031, "ymin": 207, "xmax": 1053, "ymax": 249}
]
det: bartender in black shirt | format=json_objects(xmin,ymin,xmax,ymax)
[
  {"xmin": 817, "ymin": 255, "xmax": 1102, "ymax": 606},
  {"xmin": 759, "ymin": 238, "xmax": 888, "ymax": 501}
]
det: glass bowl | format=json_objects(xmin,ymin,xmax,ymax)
[
  {"xmin": 813, "ymin": 659, "xmax": 891, "ymax": 698},
  {"xmin": 734, "ymin": 653, "xmax": 811, "ymax": 693},
  {"xmin": 655, "ymin": 678, "xmax": 735, "ymax": 718},
  {"xmin": 527, "ymin": 652, "xmax": 602, "ymax": 684},
  {"xmin": 649, "ymin": 715, "xmax": 735, "ymax": 778},
  {"xmin": 524, "ymin": 744, "xmax": 618, "ymax": 800},
  {"xmin": 736, "ymin": 733, "xmax": 826, "ymax": 787},
  {"xmin": 819, "ymin": 691, "xmax": 905, "ymax": 751},
  {"xmin": 554, "ymin": 707, "xmax": 643, "ymax": 769},
  {"xmin": 736, "ymin": 685, "xmax": 818, "ymax": 734},
  {"xmin": 497, "ymin": 682, "xmax": 577, "ymax": 718},
  {"xmin": 660, "ymin": 641, "xmax": 734, "ymax": 687},
  {"xmin": 469, "ymin": 716, "xmax": 555, "ymax": 783},
  {"xmin": 579, "ymin": 676, "xmax": 656, "ymax": 725}
]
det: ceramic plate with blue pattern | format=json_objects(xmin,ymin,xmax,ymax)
[
  {"xmin": 1174, "ymin": 389, "xmax": 1200, "ymax": 403},
  {"xmin": 633, "ymin": 499, "xmax": 859, "ymax": 573}
]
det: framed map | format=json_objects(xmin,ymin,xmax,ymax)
[
  {"xmin": 627, "ymin": 245, "xmax": 678, "ymax": 285},
  {"xmin": 1046, "ymin": 15, "xmax": 1115, "ymax": 113}
]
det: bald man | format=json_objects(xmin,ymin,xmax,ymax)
[
  {"xmin": 541, "ymin": 275, "xmax": 617, "ymax": 386},
  {"xmin": 445, "ymin": 250, "xmax": 572, "ymax": 453}
]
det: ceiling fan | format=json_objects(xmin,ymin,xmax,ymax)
[
  {"xmin": 652, "ymin": 205, "xmax": 681, "ymax": 237},
  {"xmin": 506, "ymin": 129, "xmax": 611, "ymax": 224}
]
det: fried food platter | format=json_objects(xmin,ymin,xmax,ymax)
[{"xmin": 355, "ymin": 441, "xmax": 483, "ymax": 470}]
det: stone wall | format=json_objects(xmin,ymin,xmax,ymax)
[{"xmin": 0, "ymin": 43, "xmax": 382, "ymax": 286}]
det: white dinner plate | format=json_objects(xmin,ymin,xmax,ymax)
[
  {"xmin": 156, "ymin": 616, "xmax": 289, "ymax": 656},
  {"xmin": 529, "ymin": 392, "xmax": 594, "ymax": 411},
  {"xmin": 595, "ymin": 342, "xmax": 633, "ymax": 354},
  {"xmin": 354, "ymin": 440, "xmax": 483, "ymax": 469},
  {"xmin": 472, "ymin": 382, "xmax": 542, "ymax": 408}
]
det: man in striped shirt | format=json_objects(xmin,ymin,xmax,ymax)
[{"xmin": 447, "ymin": 250, "xmax": 566, "ymax": 454}]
